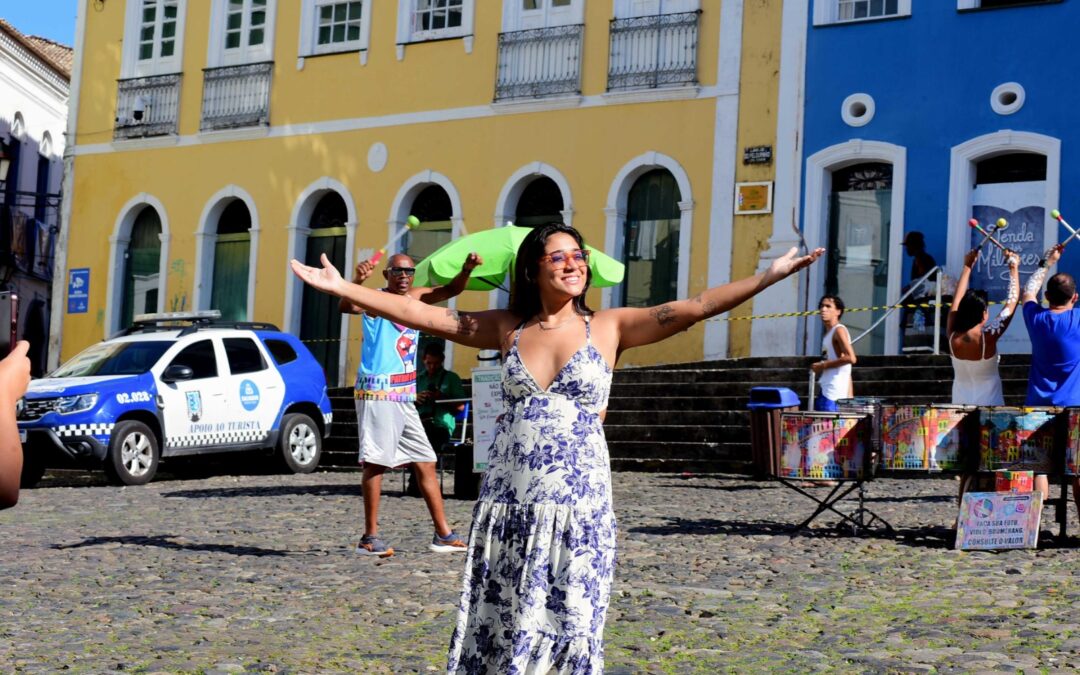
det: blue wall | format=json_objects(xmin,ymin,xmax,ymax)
[{"xmin": 803, "ymin": 0, "xmax": 1080, "ymax": 286}]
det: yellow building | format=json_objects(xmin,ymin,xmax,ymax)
[{"xmin": 55, "ymin": 0, "xmax": 789, "ymax": 384}]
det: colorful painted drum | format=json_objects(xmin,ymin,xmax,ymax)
[
  {"xmin": 978, "ymin": 407, "xmax": 1062, "ymax": 473},
  {"xmin": 1065, "ymin": 408, "xmax": 1080, "ymax": 475},
  {"xmin": 929, "ymin": 405, "xmax": 977, "ymax": 471},
  {"xmin": 837, "ymin": 397, "xmax": 888, "ymax": 453},
  {"xmin": 779, "ymin": 412, "xmax": 871, "ymax": 480}
]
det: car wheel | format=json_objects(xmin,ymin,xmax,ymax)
[
  {"xmin": 278, "ymin": 413, "xmax": 321, "ymax": 474},
  {"xmin": 20, "ymin": 452, "xmax": 46, "ymax": 488},
  {"xmin": 104, "ymin": 420, "xmax": 159, "ymax": 486}
]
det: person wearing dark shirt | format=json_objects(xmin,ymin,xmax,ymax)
[{"xmin": 416, "ymin": 343, "xmax": 467, "ymax": 452}]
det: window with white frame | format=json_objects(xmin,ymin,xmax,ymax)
[
  {"xmin": 398, "ymin": 0, "xmax": 475, "ymax": 43},
  {"xmin": 958, "ymin": 0, "xmax": 1062, "ymax": 8},
  {"xmin": 813, "ymin": 0, "xmax": 911, "ymax": 25},
  {"xmin": 123, "ymin": 0, "xmax": 187, "ymax": 76},
  {"xmin": 613, "ymin": 0, "xmax": 700, "ymax": 18},
  {"xmin": 300, "ymin": 0, "xmax": 371, "ymax": 55},
  {"xmin": 208, "ymin": 0, "xmax": 276, "ymax": 66}
]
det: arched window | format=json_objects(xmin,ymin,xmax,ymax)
[
  {"xmin": 402, "ymin": 184, "xmax": 453, "ymax": 261},
  {"xmin": 210, "ymin": 199, "xmax": 252, "ymax": 321},
  {"xmin": 622, "ymin": 169, "xmax": 680, "ymax": 307},
  {"xmin": 299, "ymin": 192, "xmax": 347, "ymax": 381},
  {"xmin": 121, "ymin": 206, "xmax": 163, "ymax": 327},
  {"xmin": 514, "ymin": 176, "xmax": 564, "ymax": 227}
]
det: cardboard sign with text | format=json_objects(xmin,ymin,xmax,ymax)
[
  {"xmin": 955, "ymin": 491, "xmax": 1042, "ymax": 551},
  {"xmin": 469, "ymin": 367, "xmax": 502, "ymax": 472}
]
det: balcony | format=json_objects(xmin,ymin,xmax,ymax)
[
  {"xmin": 114, "ymin": 73, "xmax": 182, "ymax": 140},
  {"xmin": 200, "ymin": 62, "xmax": 274, "ymax": 132},
  {"xmin": 494, "ymin": 24, "xmax": 584, "ymax": 102},
  {"xmin": 607, "ymin": 11, "xmax": 700, "ymax": 91}
]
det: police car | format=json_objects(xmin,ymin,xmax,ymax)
[{"xmin": 17, "ymin": 311, "xmax": 333, "ymax": 487}]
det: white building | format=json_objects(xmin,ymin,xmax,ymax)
[{"xmin": 0, "ymin": 18, "xmax": 70, "ymax": 375}]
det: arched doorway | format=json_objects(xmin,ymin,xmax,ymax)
[
  {"xmin": 299, "ymin": 192, "xmax": 347, "ymax": 382},
  {"xmin": 210, "ymin": 199, "xmax": 251, "ymax": 321},
  {"xmin": 514, "ymin": 176, "xmax": 564, "ymax": 227},
  {"xmin": 622, "ymin": 169, "xmax": 680, "ymax": 307},
  {"xmin": 120, "ymin": 206, "xmax": 162, "ymax": 327},
  {"xmin": 824, "ymin": 162, "xmax": 893, "ymax": 355},
  {"xmin": 401, "ymin": 185, "xmax": 454, "ymax": 261},
  {"xmin": 967, "ymin": 151, "xmax": 1047, "ymax": 354}
]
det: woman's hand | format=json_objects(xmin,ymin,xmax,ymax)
[
  {"xmin": 764, "ymin": 247, "xmax": 826, "ymax": 286},
  {"xmin": 0, "ymin": 341, "xmax": 30, "ymax": 406},
  {"xmin": 291, "ymin": 253, "xmax": 346, "ymax": 297},
  {"xmin": 963, "ymin": 248, "xmax": 980, "ymax": 269},
  {"xmin": 1006, "ymin": 250, "xmax": 1020, "ymax": 269}
]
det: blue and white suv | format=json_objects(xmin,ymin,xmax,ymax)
[{"xmin": 17, "ymin": 312, "xmax": 333, "ymax": 486}]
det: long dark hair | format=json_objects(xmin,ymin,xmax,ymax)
[
  {"xmin": 509, "ymin": 223, "xmax": 594, "ymax": 320},
  {"xmin": 953, "ymin": 289, "xmax": 988, "ymax": 333}
]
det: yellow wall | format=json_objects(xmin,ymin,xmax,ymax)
[
  {"xmin": 728, "ymin": 0, "xmax": 784, "ymax": 358},
  {"xmin": 63, "ymin": 1, "xmax": 762, "ymax": 378}
]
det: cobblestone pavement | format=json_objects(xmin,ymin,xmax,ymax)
[{"xmin": 4, "ymin": 467, "xmax": 1080, "ymax": 673}]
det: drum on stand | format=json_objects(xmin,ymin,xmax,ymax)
[
  {"xmin": 779, "ymin": 412, "xmax": 872, "ymax": 481},
  {"xmin": 838, "ymin": 397, "xmax": 888, "ymax": 457},
  {"xmin": 929, "ymin": 405, "xmax": 977, "ymax": 472},
  {"xmin": 978, "ymin": 406, "xmax": 1062, "ymax": 474}
]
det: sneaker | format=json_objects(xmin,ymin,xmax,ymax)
[
  {"xmin": 430, "ymin": 530, "xmax": 467, "ymax": 553},
  {"xmin": 355, "ymin": 535, "xmax": 394, "ymax": 558}
]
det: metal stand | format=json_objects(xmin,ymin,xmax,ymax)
[{"xmin": 777, "ymin": 477, "xmax": 895, "ymax": 536}]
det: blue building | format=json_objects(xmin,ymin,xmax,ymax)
[{"xmin": 797, "ymin": 0, "xmax": 1075, "ymax": 355}]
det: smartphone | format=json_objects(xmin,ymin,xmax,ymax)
[{"xmin": 0, "ymin": 292, "xmax": 16, "ymax": 354}]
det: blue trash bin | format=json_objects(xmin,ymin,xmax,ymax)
[{"xmin": 747, "ymin": 387, "xmax": 800, "ymax": 478}]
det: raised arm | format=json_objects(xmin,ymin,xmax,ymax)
[
  {"xmin": 947, "ymin": 248, "xmax": 979, "ymax": 335},
  {"xmin": 297, "ymin": 254, "xmax": 507, "ymax": 349},
  {"xmin": 608, "ymin": 247, "xmax": 824, "ymax": 351},
  {"xmin": 1022, "ymin": 245, "xmax": 1061, "ymax": 305},
  {"xmin": 985, "ymin": 251, "xmax": 1020, "ymax": 338},
  {"xmin": 414, "ymin": 253, "xmax": 482, "ymax": 304}
]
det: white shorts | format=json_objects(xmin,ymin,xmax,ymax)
[{"xmin": 355, "ymin": 399, "xmax": 437, "ymax": 468}]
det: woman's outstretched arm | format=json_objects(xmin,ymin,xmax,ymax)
[
  {"xmin": 947, "ymin": 248, "xmax": 979, "ymax": 336},
  {"xmin": 607, "ymin": 247, "xmax": 824, "ymax": 351},
  {"xmin": 292, "ymin": 254, "xmax": 507, "ymax": 350}
]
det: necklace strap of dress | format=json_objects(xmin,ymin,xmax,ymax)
[
  {"xmin": 512, "ymin": 319, "xmax": 528, "ymax": 347},
  {"xmin": 585, "ymin": 315, "xmax": 591, "ymax": 344}
]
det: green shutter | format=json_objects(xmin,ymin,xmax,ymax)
[{"xmin": 211, "ymin": 233, "xmax": 250, "ymax": 321}]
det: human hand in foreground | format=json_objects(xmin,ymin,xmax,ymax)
[
  {"xmin": 292, "ymin": 254, "xmax": 346, "ymax": 297},
  {"xmin": 354, "ymin": 259, "xmax": 375, "ymax": 283},
  {"xmin": 0, "ymin": 341, "xmax": 30, "ymax": 406},
  {"xmin": 1044, "ymin": 245, "xmax": 1063, "ymax": 268},
  {"xmin": 764, "ymin": 247, "xmax": 825, "ymax": 286},
  {"xmin": 1006, "ymin": 251, "xmax": 1020, "ymax": 269},
  {"xmin": 462, "ymin": 252, "xmax": 483, "ymax": 273},
  {"xmin": 963, "ymin": 248, "xmax": 980, "ymax": 269}
]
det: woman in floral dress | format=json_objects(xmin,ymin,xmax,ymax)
[{"xmin": 292, "ymin": 224, "xmax": 823, "ymax": 673}]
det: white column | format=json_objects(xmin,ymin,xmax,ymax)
[{"xmin": 750, "ymin": 0, "xmax": 809, "ymax": 356}]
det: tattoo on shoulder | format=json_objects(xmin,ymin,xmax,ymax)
[{"xmin": 650, "ymin": 305, "xmax": 677, "ymax": 327}]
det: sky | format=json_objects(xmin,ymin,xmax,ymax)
[{"xmin": 2, "ymin": 0, "xmax": 78, "ymax": 46}]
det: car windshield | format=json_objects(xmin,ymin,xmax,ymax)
[{"xmin": 50, "ymin": 341, "xmax": 173, "ymax": 378}]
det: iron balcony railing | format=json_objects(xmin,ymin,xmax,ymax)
[
  {"xmin": 607, "ymin": 11, "xmax": 700, "ymax": 91},
  {"xmin": 200, "ymin": 61, "xmax": 274, "ymax": 131},
  {"xmin": 114, "ymin": 73, "xmax": 182, "ymax": 140},
  {"xmin": 494, "ymin": 24, "xmax": 584, "ymax": 101}
]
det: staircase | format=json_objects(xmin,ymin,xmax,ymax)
[{"xmin": 322, "ymin": 354, "xmax": 1035, "ymax": 474}]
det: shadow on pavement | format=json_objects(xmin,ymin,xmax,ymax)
[
  {"xmin": 162, "ymin": 484, "xmax": 360, "ymax": 499},
  {"xmin": 653, "ymin": 482, "xmax": 777, "ymax": 492},
  {"xmin": 53, "ymin": 534, "xmax": 300, "ymax": 557},
  {"xmin": 627, "ymin": 518, "xmax": 957, "ymax": 549}
]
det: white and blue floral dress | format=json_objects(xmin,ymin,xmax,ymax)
[{"xmin": 447, "ymin": 318, "xmax": 616, "ymax": 674}]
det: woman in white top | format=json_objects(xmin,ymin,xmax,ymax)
[
  {"xmin": 948, "ymin": 247, "xmax": 1020, "ymax": 500},
  {"xmin": 811, "ymin": 295, "xmax": 856, "ymax": 411}
]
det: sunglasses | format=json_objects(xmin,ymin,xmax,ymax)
[
  {"xmin": 538, "ymin": 248, "xmax": 589, "ymax": 267},
  {"xmin": 388, "ymin": 267, "xmax": 416, "ymax": 277}
]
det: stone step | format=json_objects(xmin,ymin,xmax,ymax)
[
  {"xmin": 603, "ymin": 424, "xmax": 740, "ymax": 443},
  {"xmin": 603, "ymin": 409, "xmax": 746, "ymax": 426}
]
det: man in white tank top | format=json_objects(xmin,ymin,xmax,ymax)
[{"xmin": 811, "ymin": 295, "xmax": 856, "ymax": 411}]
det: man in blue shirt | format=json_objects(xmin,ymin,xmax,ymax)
[
  {"xmin": 341, "ymin": 251, "xmax": 480, "ymax": 557},
  {"xmin": 1021, "ymin": 245, "xmax": 1080, "ymax": 519}
]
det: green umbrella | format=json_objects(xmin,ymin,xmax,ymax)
[{"xmin": 413, "ymin": 225, "xmax": 624, "ymax": 291}]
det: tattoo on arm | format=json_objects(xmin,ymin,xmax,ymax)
[
  {"xmin": 985, "ymin": 271, "xmax": 1020, "ymax": 336},
  {"xmin": 1025, "ymin": 266, "xmax": 1049, "ymax": 299},
  {"xmin": 692, "ymin": 293, "xmax": 717, "ymax": 315},
  {"xmin": 445, "ymin": 309, "xmax": 477, "ymax": 336},
  {"xmin": 650, "ymin": 305, "xmax": 678, "ymax": 327}
]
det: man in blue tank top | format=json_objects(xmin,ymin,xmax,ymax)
[
  {"xmin": 341, "ymin": 251, "xmax": 480, "ymax": 557},
  {"xmin": 1021, "ymin": 246, "xmax": 1080, "ymax": 521}
]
